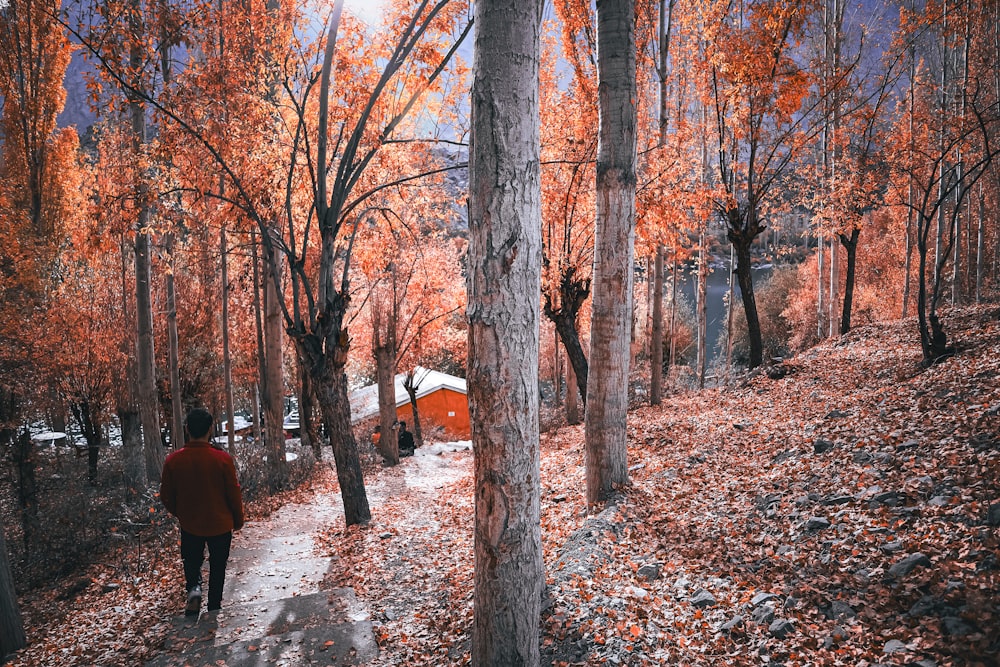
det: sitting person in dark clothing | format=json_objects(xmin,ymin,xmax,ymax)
[{"xmin": 397, "ymin": 420, "xmax": 415, "ymax": 457}]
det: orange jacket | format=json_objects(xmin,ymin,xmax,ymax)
[{"xmin": 160, "ymin": 439, "xmax": 245, "ymax": 537}]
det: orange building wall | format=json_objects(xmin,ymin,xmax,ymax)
[{"xmin": 395, "ymin": 387, "xmax": 470, "ymax": 440}]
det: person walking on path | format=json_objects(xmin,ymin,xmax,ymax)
[{"xmin": 160, "ymin": 408, "xmax": 245, "ymax": 616}]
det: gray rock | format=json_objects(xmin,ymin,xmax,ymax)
[
  {"xmin": 928, "ymin": 495, "xmax": 951, "ymax": 507},
  {"xmin": 720, "ymin": 615, "xmax": 744, "ymax": 633},
  {"xmin": 752, "ymin": 604, "xmax": 775, "ymax": 625},
  {"xmin": 874, "ymin": 491, "xmax": 905, "ymax": 507},
  {"xmin": 987, "ymin": 503, "xmax": 1000, "ymax": 527},
  {"xmin": 852, "ymin": 449, "xmax": 874, "ymax": 464},
  {"xmin": 821, "ymin": 495, "xmax": 853, "ymax": 506},
  {"xmin": 806, "ymin": 517, "xmax": 831, "ymax": 531},
  {"xmin": 907, "ymin": 596, "xmax": 938, "ymax": 618},
  {"xmin": 689, "ymin": 589, "xmax": 717, "ymax": 608},
  {"xmin": 626, "ymin": 585, "xmax": 649, "ymax": 600},
  {"xmin": 888, "ymin": 553, "xmax": 931, "ymax": 579},
  {"xmin": 783, "ymin": 596, "xmax": 800, "ymax": 610},
  {"xmin": 941, "ymin": 616, "xmax": 976, "ymax": 636},
  {"xmin": 751, "ymin": 592, "xmax": 778, "ymax": 608},
  {"xmin": 896, "ymin": 440, "xmax": 920, "ymax": 451},
  {"xmin": 823, "ymin": 600, "xmax": 856, "ymax": 620},
  {"xmin": 880, "ymin": 540, "xmax": 904, "ymax": 554},
  {"xmin": 814, "ymin": 439, "xmax": 835, "ymax": 454},
  {"xmin": 883, "ymin": 639, "xmax": 908, "ymax": 654},
  {"xmin": 768, "ymin": 618, "xmax": 794, "ymax": 638},
  {"xmin": 636, "ymin": 563, "xmax": 661, "ymax": 581}
]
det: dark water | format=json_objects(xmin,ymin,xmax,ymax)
[{"xmin": 671, "ymin": 257, "xmax": 772, "ymax": 367}]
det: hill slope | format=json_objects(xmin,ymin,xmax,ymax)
[{"xmin": 324, "ymin": 304, "xmax": 999, "ymax": 666}]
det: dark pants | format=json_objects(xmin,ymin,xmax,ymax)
[{"xmin": 180, "ymin": 529, "xmax": 232, "ymax": 610}]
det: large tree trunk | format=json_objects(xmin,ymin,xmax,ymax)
[
  {"xmin": 262, "ymin": 246, "xmax": 287, "ymax": 489},
  {"xmin": 732, "ymin": 227, "xmax": 764, "ymax": 368},
  {"xmin": 468, "ymin": 0, "xmax": 545, "ymax": 663},
  {"xmin": 547, "ymin": 309, "xmax": 588, "ymax": 409},
  {"xmin": 310, "ymin": 338, "xmax": 370, "ymax": 526},
  {"xmin": 129, "ymin": 0, "xmax": 163, "ymax": 482},
  {"xmin": 0, "ymin": 523, "xmax": 25, "ymax": 660},
  {"xmin": 375, "ymin": 344, "xmax": 400, "ymax": 465},
  {"xmin": 585, "ymin": 0, "xmax": 637, "ymax": 506},
  {"xmin": 119, "ymin": 408, "xmax": 145, "ymax": 496},
  {"xmin": 565, "ymin": 349, "xmax": 580, "ymax": 425},
  {"xmin": 839, "ymin": 227, "xmax": 860, "ymax": 334},
  {"xmin": 650, "ymin": 245, "xmax": 663, "ymax": 405}
]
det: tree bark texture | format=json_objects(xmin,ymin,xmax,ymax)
[
  {"xmin": 118, "ymin": 407, "xmax": 145, "ymax": 497},
  {"xmin": 128, "ymin": 3, "xmax": 163, "ymax": 482},
  {"xmin": 585, "ymin": 0, "xmax": 637, "ymax": 506},
  {"xmin": 221, "ymin": 227, "xmax": 236, "ymax": 455},
  {"xmin": 565, "ymin": 349, "xmax": 580, "ymax": 425},
  {"xmin": 313, "ymin": 341, "xmax": 371, "ymax": 526},
  {"xmin": 165, "ymin": 236, "xmax": 184, "ymax": 450},
  {"xmin": 468, "ymin": 1, "xmax": 545, "ymax": 664},
  {"xmin": 733, "ymin": 229, "xmax": 764, "ymax": 368},
  {"xmin": 839, "ymin": 228, "xmax": 859, "ymax": 334},
  {"xmin": 375, "ymin": 344, "xmax": 400, "ymax": 465},
  {"xmin": 650, "ymin": 246, "xmax": 663, "ymax": 405},
  {"xmin": 262, "ymin": 245, "xmax": 287, "ymax": 489}
]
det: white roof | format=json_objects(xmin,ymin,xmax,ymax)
[{"xmin": 349, "ymin": 367, "xmax": 467, "ymax": 424}]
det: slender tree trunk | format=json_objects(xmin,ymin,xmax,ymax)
[
  {"xmin": 668, "ymin": 256, "xmax": 677, "ymax": 374},
  {"xmin": 165, "ymin": 235, "xmax": 184, "ymax": 449},
  {"xmin": 565, "ymin": 347, "xmax": 580, "ymax": 425},
  {"xmin": 586, "ymin": 0, "xmax": 636, "ymax": 505},
  {"xmin": 696, "ymin": 233, "xmax": 707, "ymax": 387},
  {"xmin": 403, "ymin": 371, "xmax": 426, "ymax": 448},
  {"xmin": 726, "ymin": 244, "xmax": 735, "ymax": 372},
  {"xmin": 298, "ymin": 356, "xmax": 322, "ymax": 459},
  {"xmin": 650, "ymin": 246, "xmax": 664, "ymax": 405},
  {"xmin": 976, "ymin": 182, "xmax": 985, "ymax": 302},
  {"xmin": 469, "ymin": 1, "xmax": 544, "ymax": 662},
  {"xmin": 828, "ymin": 238, "xmax": 838, "ymax": 338},
  {"xmin": 817, "ymin": 234, "xmax": 825, "ymax": 337},
  {"xmin": 0, "ymin": 522, "xmax": 25, "ymax": 660},
  {"xmin": 552, "ymin": 328, "xmax": 561, "ymax": 405},
  {"xmin": 839, "ymin": 228, "xmax": 859, "ymax": 334},
  {"xmin": 251, "ymin": 229, "xmax": 266, "ymax": 448},
  {"xmin": 221, "ymin": 226, "xmax": 236, "ymax": 454},
  {"xmin": 262, "ymin": 246, "xmax": 287, "ymax": 489}
]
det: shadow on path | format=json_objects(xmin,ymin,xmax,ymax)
[{"xmin": 144, "ymin": 441, "xmax": 472, "ymax": 667}]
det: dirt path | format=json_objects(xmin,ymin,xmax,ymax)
[{"xmin": 144, "ymin": 441, "xmax": 472, "ymax": 667}]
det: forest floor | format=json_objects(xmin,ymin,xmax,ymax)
[{"xmin": 7, "ymin": 303, "xmax": 1000, "ymax": 666}]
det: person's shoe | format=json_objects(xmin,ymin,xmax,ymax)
[{"xmin": 185, "ymin": 586, "xmax": 202, "ymax": 616}]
